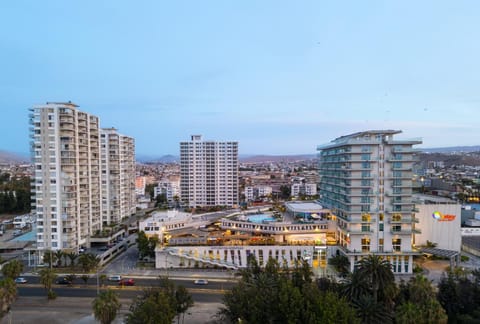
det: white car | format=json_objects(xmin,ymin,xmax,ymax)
[
  {"xmin": 108, "ymin": 275, "xmax": 122, "ymax": 282},
  {"xmin": 193, "ymin": 279, "xmax": 208, "ymax": 285},
  {"xmin": 15, "ymin": 277, "xmax": 27, "ymax": 284}
]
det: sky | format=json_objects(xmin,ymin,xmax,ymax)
[{"xmin": 1, "ymin": 1, "xmax": 480, "ymax": 157}]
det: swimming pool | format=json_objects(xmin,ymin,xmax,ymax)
[{"xmin": 247, "ymin": 214, "xmax": 276, "ymax": 223}]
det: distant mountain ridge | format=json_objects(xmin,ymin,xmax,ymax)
[
  {"xmin": 420, "ymin": 145, "xmax": 480, "ymax": 153},
  {"xmin": 0, "ymin": 150, "xmax": 29, "ymax": 164}
]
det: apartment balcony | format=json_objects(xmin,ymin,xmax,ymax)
[
  {"xmin": 348, "ymin": 218, "xmax": 377, "ymax": 224},
  {"xmin": 390, "ymin": 228, "xmax": 421, "ymax": 235},
  {"xmin": 385, "ymin": 191, "xmax": 412, "ymax": 197},
  {"xmin": 388, "ymin": 217, "xmax": 419, "ymax": 224}
]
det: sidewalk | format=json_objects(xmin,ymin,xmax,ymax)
[{"xmin": 1, "ymin": 296, "xmax": 222, "ymax": 324}]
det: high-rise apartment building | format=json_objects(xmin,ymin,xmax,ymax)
[
  {"xmin": 100, "ymin": 128, "xmax": 136, "ymax": 225},
  {"xmin": 180, "ymin": 135, "xmax": 239, "ymax": 207},
  {"xmin": 317, "ymin": 130, "xmax": 422, "ymax": 274},
  {"xmin": 29, "ymin": 102, "xmax": 102, "ymax": 252},
  {"xmin": 30, "ymin": 102, "xmax": 136, "ymax": 254}
]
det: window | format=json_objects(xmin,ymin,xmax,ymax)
[
  {"xmin": 379, "ymin": 213, "xmax": 384, "ymax": 221},
  {"xmin": 361, "ymin": 214, "xmax": 371, "ymax": 222},
  {"xmin": 362, "ymin": 162, "xmax": 371, "ymax": 169},
  {"xmin": 392, "ymin": 225, "xmax": 402, "ymax": 232},
  {"xmin": 392, "ymin": 238, "xmax": 401, "ymax": 252},
  {"xmin": 361, "ymin": 224, "xmax": 370, "ymax": 232},
  {"xmin": 361, "ymin": 154, "xmax": 371, "ymax": 161},
  {"xmin": 361, "ymin": 238, "xmax": 370, "ymax": 252},
  {"xmin": 379, "ymin": 238, "xmax": 384, "ymax": 252},
  {"xmin": 379, "ymin": 223, "xmax": 384, "ymax": 231},
  {"xmin": 392, "ymin": 214, "xmax": 401, "ymax": 221}
]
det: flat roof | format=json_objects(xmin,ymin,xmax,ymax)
[{"xmin": 285, "ymin": 202, "xmax": 328, "ymax": 213}]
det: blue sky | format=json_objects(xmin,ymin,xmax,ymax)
[{"xmin": 1, "ymin": 1, "xmax": 480, "ymax": 156}]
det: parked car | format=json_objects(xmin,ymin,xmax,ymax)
[
  {"xmin": 14, "ymin": 277, "xmax": 27, "ymax": 284},
  {"xmin": 193, "ymin": 279, "xmax": 209, "ymax": 285},
  {"xmin": 56, "ymin": 277, "xmax": 72, "ymax": 285},
  {"xmin": 108, "ymin": 275, "xmax": 122, "ymax": 282},
  {"xmin": 119, "ymin": 278, "xmax": 135, "ymax": 286}
]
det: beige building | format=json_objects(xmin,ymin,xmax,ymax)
[
  {"xmin": 100, "ymin": 128, "xmax": 136, "ymax": 225},
  {"xmin": 318, "ymin": 130, "xmax": 422, "ymax": 274},
  {"xmin": 30, "ymin": 102, "xmax": 102, "ymax": 252},
  {"xmin": 30, "ymin": 103, "xmax": 135, "ymax": 254},
  {"xmin": 180, "ymin": 135, "xmax": 239, "ymax": 207}
]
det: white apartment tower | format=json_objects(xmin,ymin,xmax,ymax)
[
  {"xmin": 29, "ymin": 102, "xmax": 102, "ymax": 252},
  {"xmin": 100, "ymin": 128, "xmax": 136, "ymax": 225},
  {"xmin": 318, "ymin": 130, "xmax": 422, "ymax": 274},
  {"xmin": 180, "ymin": 135, "xmax": 239, "ymax": 207}
]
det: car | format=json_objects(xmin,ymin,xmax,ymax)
[
  {"xmin": 119, "ymin": 278, "xmax": 135, "ymax": 286},
  {"xmin": 108, "ymin": 275, "xmax": 122, "ymax": 282},
  {"xmin": 193, "ymin": 279, "xmax": 208, "ymax": 285},
  {"xmin": 14, "ymin": 277, "xmax": 27, "ymax": 284},
  {"xmin": 56, "ymin": 277, "xmax": 72, "ymax": 285}
]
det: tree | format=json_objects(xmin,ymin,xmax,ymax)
[
  {"xmin": 175, "ymin": 285, "xmax": 194, "ymax": 324},
  {"xmin": 92, "ymin": 289, "xmax": 121, "ymax": 324},
  {"xmin": 353, "ymin": 294, "xmax": 392, "ymax": 324},
  {"xmin": 81, "ymin": 274, "xmax": 90, "ymax": 285},
  {"xmin": 217, "ymin": 257, "xmax": 358, "ymax": 324},
  {"xmin": 39, "ymin": 268, "xmax": 56, "ymax": 300},
  {"xmin": 356, "ymin": 254, "xmax": 395, "ymax": 304},
  {"xmin": 67, "ymin": 251, "xmax": 78, "ymax": 267},
  {"xmin": 78, "ymin": 253, "xmax": 100, "ymax": 273},
  {"xmin": 329, "ymin": 254, "xmax": 350, "ymax": 276},
  {"xmin": 341, "ymin": 270, "xmax": 370, "ymax": 303},
  {"xmin": 54, "ymin": 250, "xmax": 64, "ymax": 267},
  {"xmin": 126, "ymin": 288, "xmax": 176, "ymax": 324},
  {"xmin": 1, "ymin": 259, "xmax": 23, "ymax": 279},
  {"xmin": 0, "ymin": 278, "xmax": 17, "ymax": 317},
  {"xmin": 42, "ymin": 250, "xmax": 57, "ymax": 268}
]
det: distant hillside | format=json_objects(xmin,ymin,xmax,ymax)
[
  {"xmin": 418, "ymin": 152, "xmax": 480, "ymax": 167},
  {"xmin": 0, "ymin": 150, "xmax": 29, "ymax": 164},
  {"xmin": 421, "ymin": 145, "xmax": 480, "ymax": 153},
  {"xmin": 137, "ymin": 154, "xmax": 178, "ymax": 163},
  {"xmin": 239, "ymin": 154, "xmax": 317, "ymax": 163}
]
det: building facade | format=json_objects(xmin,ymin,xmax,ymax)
[
  {"xmin": 180, "ymin": 135, "xmax": 239, "ymax": 207},
  {"xmin": 100, "ymin": 128, "xmax": 136, "ymax": 225},
  {"xmin": 30, "ymin": 102, "xmax": 102, "ymax": 252},
  {"xmin": 317, "ymin": 130, "xmax": 422, "ymax": 274}
]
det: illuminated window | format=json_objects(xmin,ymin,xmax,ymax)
[
  {"xmin": 361, "ymin": 238, "xmax": 370, "ymax": 252},
  {"xmin": 392, "ymin": 238, "xmax": 401, "ymax": 252}
]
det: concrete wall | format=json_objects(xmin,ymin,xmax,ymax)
[{"xmin": 416, "ymin": 204, "xmax": 461, "ymax": 251}]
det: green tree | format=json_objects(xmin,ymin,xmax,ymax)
[
  {"xmin": 341, "ymin": 270, "xmax": 370, "ymax": 303},
  {"xmin": 356, "ymin": 254, "xmax": 395, "ymax": 304},
  {"xmin": 329, "ymin": 254, "xmax": 350, "ymax": 275},
  {"xmin": 42, "ymin": 250, "xmax": 57, "ymax": 268},
  {"xmin": 218, "ymin": 257, "xmax": 358, "ymax": 324},
  {"xmin": 54, "ymin": 250, "xmax": 64, "ymax": 267},
  {"xmin": 67, "ymin": 251, "xmax": 78, "ymax": 267},
  {"xmin": 0, "ymin": 278, "xmax": 17, "ymax": 317},
  {"xmin": 92, "ymin": 289, "xmax": 122, "ymax": 324},
  {"xmin": 1, "ymin": 259, "xmax": 23, "ymax": 279},
  {"xmin": 175, "ymin": 285, "xmax": 194, "ymax": 324},
  {"xmin": 126, "ymin": 288, "xmax": 176, "ymax": 324},
  {"xmin": 78, "ymin": 253, "xmax": 100, "ymax": 273},
  {"xmin": 39, "ymin": 268, "xmax": 56, "ymax": 299}
]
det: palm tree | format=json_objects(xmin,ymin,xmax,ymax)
[
  {"xmin": 354, "ymin": 294, "xmax": 392, "ymax": 324},
  {"xmin": 92, "ymin": 289, "xmax": 121, "ymax": 324},
  {"xmin": 1, "ymin": 259, "xmax": 24, "ymax": 279},
  {"xmin": 54, "ymin": 250, "xmax": 64, "ymax": 267},
  {"xmin": 39, "ymin": 268, "xmax": 56, "ymax": 299},
  {"xmin": 0, "ymin": 278, "xmax": 17, "ymax": 316},
  {"xmin": 341, "ymin": 270, "xmax": 370, "ymax": 303},
  {"xmin": 356, "ymin": 254, "xmax": 394, "ymax": 303},
  {"xmin": 67, "ymin": 251, "xmax": 78, "ymax": 267},
  {"xmin": 43, "ymin": 250, "xmax": 57, "ymax": 268}
]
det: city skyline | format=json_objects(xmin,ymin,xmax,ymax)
[{"xmin": 2, "ymin": 1, "xmax": 480, "ymax": 156}]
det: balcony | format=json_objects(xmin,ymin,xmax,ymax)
[
  {"xmin": 389, "ymin": 217, "xmax": 419, "ymax": 224},
  {"xmin": 390, "ymin": 228, "xmax": 421, "ymax": 235}
]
